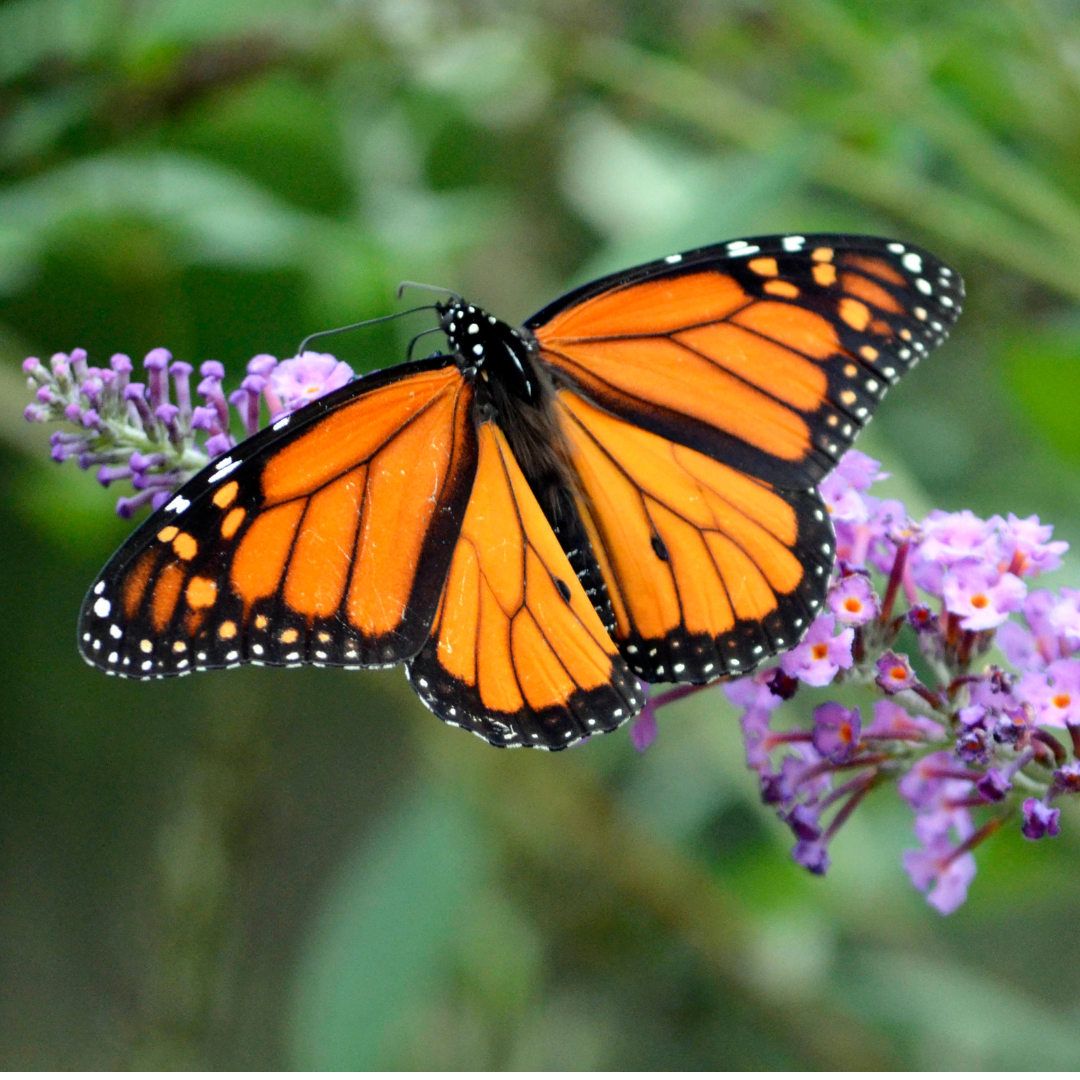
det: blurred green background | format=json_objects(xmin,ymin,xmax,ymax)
[{"xmin": 4, "ymin": 0, "xmax": 1080, "ymax": 1068}]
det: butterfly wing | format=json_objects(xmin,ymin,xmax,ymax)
[
  {"xmin": 407, "ymin": 421, "xmax": 643, "ymax": 749},
  {"xmin": 554, "ymin": 388, "xmax": 833, "ymax": 682},
  {"xmin": 78, "ymin": 358, "xmax": 477, "ymax": 677},
  {"xmin": 529, "ymin": 234, "xmax": 963, "ymax": 488},
  {"xmin": 528, "ymin": 234, "xmax": 962, "ymax": 681}
]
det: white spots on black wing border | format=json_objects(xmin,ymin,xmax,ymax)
[
  {"xmin": 209, "ymin": 456, "xmax": 241, "ymax": 483},
  {"xmin": 901, "ymin": 252, "xmax": 923, "ymax": 274}
]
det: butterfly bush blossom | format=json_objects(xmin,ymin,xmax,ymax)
[
  {"xmin": 22, "ymin": 347, "xmax": 351, "ymax": 516},
  {"xmin": 634, "ymin": 451, "xmax": 1078, "ymax": 914},
  {"xmin": 22, "ymin": 348, "xmax": 1078, "ymax": 914}
]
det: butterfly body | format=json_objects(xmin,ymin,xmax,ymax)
[{"xmin": 78, "ymin": 233, "xmax": 963, "ymax": 750}]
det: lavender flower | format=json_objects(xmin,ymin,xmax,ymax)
[
  {"xmin": 941, "ymin": 561, "xmax": 1025, "ymax": 631},
  {"xmin": 828, "ymin": 572, "xmax": 878, "ymax": 626},
  {"xmin": 1017, "ymin": 660, "xmax": 1080, "ymax": 727},
  {"xmin": 779, "ymin": 615, "xmax": 854, "ymax": 687},
  {"xmin": 902, "ymin": 834, "xmax": 978, "ymax": 915},
  {"xmin": 811, "ymin": 702, "xmax": 861, "ymax": 762},
  {"xmin": 875, "ymin": 651, "xmax": 918, "ymax": 694},
  {"xmin": 23, "ymin": 346, "xmax": 354, "ymax": 517},
  {"xmin": 1021, "ymin": 798, "xmax": 1061, "ymax": 840},
  {"xmin": 269, "ymin": 351, "xmax": 353, "ymax": 415}
]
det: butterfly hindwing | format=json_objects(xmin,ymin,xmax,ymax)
[
  {"xmin": 78, "ymin": 359, "xmax": 477, "ymax": 677},
  {"xmin": 555, "ymin": 389, "xmax": 834, "ymax": 683},
  {"xmin": 529, "ymin": 234, "xmax": 962, "ymax": 488},
  {"xmin": 407, "ymin": 421, "xmax": 644, "ymax": 749}
]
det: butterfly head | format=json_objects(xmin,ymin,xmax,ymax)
[
  {"xmin": 437, "ymin": 301, "xmax": 498, "ymax": 370},
  {"xmin": 437, "ymin": 300, "xmax": 542, "ymax": 405}
]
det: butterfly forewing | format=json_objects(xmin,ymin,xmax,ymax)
[
  {"xmin": 529, "ymin": 234, "xmax": 963, "ymax": 488},
  {"xmin": 78, "ymin": 359, "xmax": 477, "ymax": 677}
]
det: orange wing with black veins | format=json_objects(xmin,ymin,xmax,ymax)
[
  {"xmin": 554, "ymin": 389, "xmax": 834, "ymax": 683},
  {"xmin": 407, "ymin": 421, "xmax": 643, "ymax": 749},
  {"xmin": 78, "ymin": 360, "xmax": 478, "ymax": 677},
  {"xmin": 529, "ymin": 235, "xmax": 963, "ymax": 489}
]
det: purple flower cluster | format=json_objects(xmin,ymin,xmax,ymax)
[
  {"xmin": 23, "ymin": 347, "xmax": 353, "ymax": 516},
  {"xmin": 642, "ymin": 449, "xmax": 1077, "ymax": 915}
]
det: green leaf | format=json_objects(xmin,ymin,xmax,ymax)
[{"xmin": 1001, "ymin": 324, "xmax": 1080, "ymax": 462}]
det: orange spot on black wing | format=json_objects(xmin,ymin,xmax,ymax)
[
  {"xmin": 748, "ymin": 256, "xmax": 778, "ymax": 277},
  {"xmin": 840, "ymin": 253, "xmax": 907, "ymax": 286},
  {"xmin": 186, "ymin": 576, "xmax": 217, "ymax": 609},
  {"xmin": 764, "ymin": 279, "xmax": 800, "ymax": 298},
  {"xmin": 212, "ymin": 480, "xmax": 239, "ymax": 508},
  {"xmin": 172, "ymin": 533, "xmax": 198, "ymax": 561},
  {"xmin": 122, "ymin": 549, "xmax": 160, "ymax": 619},
  {"xmin": 221, "ymin": 507, "xmax": 246, "ymax": 539},
  {"xmin": 841, "ymin": 272, "xmax": 903, "ymax": 314},
  {"xmin": 838, "ymin": 297, "xmax": 871, "ymax": 331},
  {"xmin": 151, "ymin": 561, "xmax": 185, "ymax": 631}
]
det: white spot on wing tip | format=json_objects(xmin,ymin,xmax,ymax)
[{"xmin": 210, "ymin": 459, "xmax": 241, "ymax": 482}]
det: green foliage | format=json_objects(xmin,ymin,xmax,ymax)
[{"xmin": 3, "ymin": 0, "xmax": 1080, "ymax": 1069}]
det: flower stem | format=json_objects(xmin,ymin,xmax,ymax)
[{"xmin": 878, "ymin": 540, "xmax": 910, "ymax": 625}]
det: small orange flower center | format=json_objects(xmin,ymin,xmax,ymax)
[
  {"xmin": 843, "ymin": 597, "xmax": 862, "ymax": 613},
  {"xmin": 970, "ymin": 593, "xmax": 989, "ymax": 609},
  {"xmin": 1053, "ymin": 693, "xmax": 1072, "ymax": 709},
  {"xmin": 839, "ymin": 722, "xmax": 852, "ymax": 742},
  {"xmin": 890, "ymin": 666, "xmax": 907, "ymax": 680},
  {"xmin": 812, "ymin": 643, "xmax": 829, "ymax": 660}
]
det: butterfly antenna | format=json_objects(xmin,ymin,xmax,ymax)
[
  {"xmin": 295, "ymin": 305, "xmax": 437, "ymax": 355},
  {"xmin": 405, "ymin": 325, "xmax": 444, "ymax": 362},
  {"xmin": 396, "ymin": 281, "xmax": 462, "ymax": 302}
]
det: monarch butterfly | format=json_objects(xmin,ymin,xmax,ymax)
[{"xmin": 78, "ymin": 234, "xmax": 962, "ymax": 749}]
